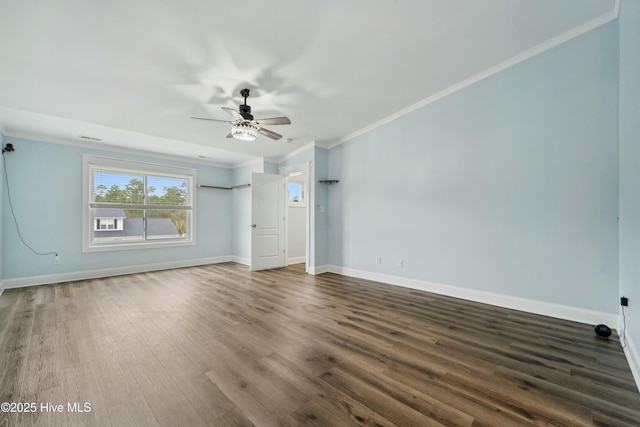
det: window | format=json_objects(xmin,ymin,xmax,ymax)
[
  {"xmin": 95, "ymin": 218, "xmax": 120, "ymax": 231},
  {"xmin": 288, "ymin": 182, "xmax": 302, "ymax": 203},
  {"xmin": 287, "ymin": 178, "xmax": 306, "ymax": 206},
  {"xmin": 83, "ymin": 155, "xmax": 196, "ymax": 252}
]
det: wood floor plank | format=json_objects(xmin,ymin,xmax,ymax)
[
  {"xmin": 319, "ymin": 367, "xmax": 448, "ymax": 427},
  {"xmin": 204, "ymin": 334, "xmax": 306, "ymax": 425},
  {"xmin": 293, "ymin": 386, "xmax": 400, "ymax": 427},
  {"xmin": 151, "ymin": 340, "xmax": 237, "ymax": 423},
  {"xmin": 332, "ymin": 363, "xmax": 475, "ymax": 426},
  {"xmin": 382, "ymin": 362, "xmax": 536, "ymax": 427},
  {"xmin": 127, "ymin": 354, "xmax": 207, "ymax": 427},
  {"xmin": 65, "ymin": 364, "xmax": 113, "ymax": 427},
  {"xmin": 0, "ymin": 262, "xmax": 638, "ymax": 426},
  {"xmin": 0, "ymin": 289, "xmax": 36, "ymax": 416},
  {"xmin": 205, "ymin": 364, "xmax": 299, "ymax": 427},
  {"xmin": 494, "ymin": 365, "xmax": 640, "ymax": 425},
  {"xmin": 212, "ymin": 406, "xmax": 257, "ymax": 427},
  {"xmin": 441, "ymin": 367, "xmax": 594, "ymax": 426}
]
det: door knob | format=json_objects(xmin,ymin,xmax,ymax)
[{"xmin": 250, "ymin": 224, "xmax": 256, "ymax": 228}]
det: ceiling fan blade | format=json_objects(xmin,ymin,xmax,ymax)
[
  {"xmin": 191, "ymin": 116, "xmax": 234, "ymax": 124},
  {"xmin": 257, "ymin": 127, "xmax": 282, "ymax": 140},
  {"xmin": 221, "ymin": 107, "xmax": 243, "ymax": 121},
  {"xmin": 255, "ymin": 116, "xmax": 291, "ymax": 126}
]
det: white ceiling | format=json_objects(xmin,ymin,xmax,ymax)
[{"xmin": 0, "ymin": 0, "xmax": 617, "ymax": 166}]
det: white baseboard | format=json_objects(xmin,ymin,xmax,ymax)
[
  {"xmin": 309, "ymin": 264, "xmax": 329, "ymax": 275},
  {"xmin": 287, "ymin": 256, "xmax": 306, "ymax": 265},
  {"xmin": 620, "ymin": 313, "xmax": 640, "ymax": 392},
  {"xmin": 231, "ymin": 256, "xmax": 250, "ymax": 266},
  {"xmin": 326, "ymin": 265, "xmax": 619, "ymax": 327},
  {"xmin": 2, "ymin": 259, "xmax": 620, "ymax": 328},
  {"xmin": 232, "ymin": 256, "xmax": 304, "ymax": 268},
  {"xmin": 0, "ymin": 256, "xmax": 233, "ymax": 290}
]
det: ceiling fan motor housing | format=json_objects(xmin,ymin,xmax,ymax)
[{"xmin": 239, "ymin": 104, "xmax": 253, "ymax": 120}]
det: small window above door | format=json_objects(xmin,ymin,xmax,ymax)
[{"xmin": 288, "ymin": 182, "xmax": 305, "ymax": 205}]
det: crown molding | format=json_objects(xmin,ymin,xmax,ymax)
[
  {"xmin": 232, "ymin": 157, "xmax": 266, "ymax": 169},
  {"xmin": 272, "ymin": 140, "xmax": 318, "ymax": 163},
  {"xmin": 3, "ymin": 130, "xmax": 236, "ymax": 169},
  {"xmin": 328, "ymin": 4, "xmax": 620, "ymax": 149}
]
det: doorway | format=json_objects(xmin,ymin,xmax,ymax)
[
  {"xmin": 280, "ymin": 162, "xmax": 310, "ymax": 273},
  {"xmin": 249, "ymin": 162, "xmax": 311, "ymax": 273}
]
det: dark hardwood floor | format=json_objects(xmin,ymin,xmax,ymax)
[{"xmin": 0, "ymin": 262, "xmax": 638, "ymax": 426}]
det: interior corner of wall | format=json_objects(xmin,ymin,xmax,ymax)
[{"xmin": 621, "ymin": 325, "xmax": 640, "ymax": 392}]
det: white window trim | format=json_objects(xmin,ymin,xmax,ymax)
[{"xmin": 82, "ymin": 154, "xmax": 197, "ymax": 253}]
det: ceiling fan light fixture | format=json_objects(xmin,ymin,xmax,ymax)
[
  {"xmin": 191, "ymin": 89, "xmax": 289, "ymax": 141},
  {"xmin": 231, "ymin": 123, "xmax": 258, "ymax": 141}
]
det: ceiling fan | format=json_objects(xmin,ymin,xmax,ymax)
[{"xmin": 191, "ymin": 88, "xmax": 291, "ymax": 141}]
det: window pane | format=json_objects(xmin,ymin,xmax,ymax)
[
  {"xmin": 289, "ymin": 182, "xmax": 302, "ymax": 202},
  {"xmin": 94, "ymin": 171, "xmax": 145, "ymax": 204},
  {"xmin": 146, "ymin": 209, "xmax": 188, "ymax": 239},
  {"xmin": 147, "ymin": 176, "xmax": 189, "ymax": 206},
  {"xmin": 85, "ymin": 156, "xmax": 195, "ymax": 252},
  {"xmin": 92, "ymin": 209, "xmax": 144, "ymax": 241}
]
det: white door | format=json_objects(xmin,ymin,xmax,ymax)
[{"xmin": 250, "ymin": 172, "xmax": 285, "ymax": 271}]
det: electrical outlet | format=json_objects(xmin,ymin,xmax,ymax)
[
  {"xmin": 621, "ymin": 296, "xmax": 629, "ymax": 307},
  {"xmin": 375, "ymin": 256, "xmax": 381, "ymax": 264},
  {"xmin": 54, "ymin": 255, "xmax": 61, "ymax": 265}
]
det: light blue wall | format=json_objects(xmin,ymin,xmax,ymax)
[
  {"xmin": 279, "ymin": 146, "xmax": 314, "ymax": 168},
  {"xmin": 264, "ymin": 161, "xmax": 279, "ymax": 175},
  {"xmin": 619, "ymin": 0, "xmax": 640, "ymax": 356},
  {"xmin": 328, "ymin": 22, "xmax": 620, "ymax": 313},
  {"xmin": 0, "ymin": 132, "xmax": 4, "ymax": 286},
  {"xmin": 1, "ymin": 137, "xmax": 232, "ymax": 280},
  {"xmin": 314, "ymin": 146, "xmax": 329, "ymax": 267}
]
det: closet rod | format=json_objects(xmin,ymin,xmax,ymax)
[{"xmin": 198, "ymin": 184, "xmax": 250, "ymax": 190}]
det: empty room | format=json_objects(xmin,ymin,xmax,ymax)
[{"xmin": 1, "ymin": 1, "xmax": 640, "ymax": 426}]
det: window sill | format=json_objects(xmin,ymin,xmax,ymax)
[{"xmin": 83, "ymin": 238, "xmax": 195, "ymax": 253}]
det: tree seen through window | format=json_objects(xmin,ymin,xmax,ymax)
[{"xmin": 94, "ymin": 173, "xmax": 188, "ymax": 236}]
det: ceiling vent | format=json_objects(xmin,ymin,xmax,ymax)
[{"xmin": 79, "ymin": 135, "xmax": 102, "ymax": 142}]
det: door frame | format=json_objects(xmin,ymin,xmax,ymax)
[{"xmin": 280, "ymin": 162, "xmax": 311, "ymax": 274}]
